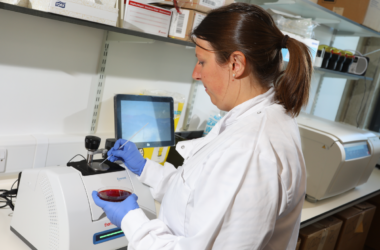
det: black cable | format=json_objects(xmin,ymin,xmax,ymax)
[
  {"xmin": 67, "ymin": 154, "xmax": 86, "ymax": 164},
  {"xmin": 356, "ymin": 79, "xmax": 368, "ymax": 128},
  {"xmin": 0, "ymin": 179, "xmax": 19, "ymax": 211}
]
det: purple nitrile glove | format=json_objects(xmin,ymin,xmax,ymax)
[{"xmin": 107, "ymin": 139, "xmax": 146, "ymax": 176}]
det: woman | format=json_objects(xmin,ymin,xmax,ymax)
[{"xmin": 92, "ymin": 3, "xmax": 312, "ymax": 249}]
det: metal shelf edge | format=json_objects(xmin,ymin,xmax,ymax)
[
  {"xmin": 0, "ymin": 2, "xmax": 195, "ymax": 48},
  {"xmin": 314, "ymin": 67, "xmax": 373, "ymax": 81},
  {"xmin": 298, "ymin": 0, "xmax": 380, "ymax": 37}
]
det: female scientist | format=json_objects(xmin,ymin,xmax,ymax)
[{"xmin": 92, "ymin": 3, "xmax": 312, "ymax": 249}]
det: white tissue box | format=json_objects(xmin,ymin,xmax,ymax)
[
  {"xmin": 29, "ymin": 0, "xmax": 118, "ymax": 26},
  {"xmin": 123, "ymin": 0, "xmax": 172, "ymax": 37},
  {"xmin": 0, "ymin": 0, "xmax": 28, "ymax": 7}
]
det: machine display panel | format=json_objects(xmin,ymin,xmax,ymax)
[
  {"xmin": 114, "ymin": 95, "xmax": 175, "ymax": 148},
  {"xmin": 93, "ymin": 228, "xmax": 125, "ymax": 244},
  {"xmin": 344, "ymin": 142, "xmax": 370, "ymax": 160}
]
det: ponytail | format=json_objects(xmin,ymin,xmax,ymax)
[
  {"xmin": 275, "ymin": 37, "xmax": 313, "ymax": 117},
  {"xmin": 192, "ymin": 3, "xmax": 313, "ymax": 116}
]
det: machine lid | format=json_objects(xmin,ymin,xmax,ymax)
[
  {"xmin": 297, "ymin": 113, "xmax": 376, "ymax": 143},
  {"xmin": 67, "ymin": 159, "xmax": 125, "ymax": 176}
]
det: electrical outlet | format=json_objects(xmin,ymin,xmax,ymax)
[{"xmin": 0, "ymin": 148, "xmax": 6, "ymax": 173}]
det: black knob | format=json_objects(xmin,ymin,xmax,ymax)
[
  {"xmin": 105, "ymin": 138, "xmax": 117, "ymax": 150},
  {"xmin": 85, "ymin": 136, "xmax": 101, "ymax": 151}
]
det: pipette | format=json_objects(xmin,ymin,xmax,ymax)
[{"xmin": 100, "ymin": 122, "xmax": 149, "ymax": 165}]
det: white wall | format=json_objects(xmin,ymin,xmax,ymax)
[
  {"xmin": 96, "ymin": 35, "xmax": 198, "ymax": 134},
  {"xmin": 0, "ymin": 9, "xmax": 105, "ymax": 136}
]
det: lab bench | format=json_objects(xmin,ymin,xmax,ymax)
[{"xmin": 1, "ymin": 168, "xmax": 380, "ymax": 249}]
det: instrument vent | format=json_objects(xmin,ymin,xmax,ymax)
[{"xmin": 40, "ymin": 173, "xmax": 59, "ymax": 250}]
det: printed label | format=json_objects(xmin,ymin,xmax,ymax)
[
  {"xmin": 124, "ymin": 0, "xmax": 172, "ymax": 37},
  {"xmin": 55, "ymin": 1, "xmax": 66, "ymax": 8},
  {"xmin": 129, "ymin": 1, "xmax": 171, "ymax": 16},
  {"xmin": 169, "ymin": 9, "xmax": 190, "ymax": 38},
  {"xmin": 199, "ymin": 0, "xmax": 225, "ymax": 9},
  {"xmin": 332, "ymin": 7, "xmax": 344, "ymax": 16},
  {"xmin": 176, "ymin": 13, "xmax": 186, "ymax": 34}
]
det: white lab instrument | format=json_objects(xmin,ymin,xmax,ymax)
[
  {"xmin": 10, "ymin": 138, "xmax": 157, "ymax": 250},
  {"xmin": 297, "ymin": 113, "xmax": 380, "ymax": 202}
]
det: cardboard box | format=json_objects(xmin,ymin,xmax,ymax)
[
  {"xmin": 366, "ymin": 194, "xmax": 380, "ymax": 249},
  {"xmin": 122, "ymin": 0, "xmax": 172, "ymax": 37},
  {"xmin": 334, "ymin": 202, "xmax": 376, "ymax": 250},
  {"xmin": 149, "ymin": 0, "xmax": 234, "ymax": 13},
  {"xmin": 299, "ymin": 217, "xmax": 342, "ymax": 250},
  {"xmin": 296, "ymin": 237, "xmax": 301, "ymax": 250},
  {"xmin": 28, "ymin": 0, "xmax": 118, "ymax": 26},
  {"xmin": 169, "ymin": 9, "xmax": 206, "ymax": 41},
  {"xmin": 317, "ymin": 0, "xmax": 380, "ymax": 32}
]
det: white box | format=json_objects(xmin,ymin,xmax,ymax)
[
  {"xmin": 281, "ymin": 31, "xmax": 319, "ymax": 64},
  {"xmin": 123, "ymin": 0, "xmax": 172, "ymax": 37},
  {"xmin": 363, "ymin": 0, "xmax": 380, "ymax": 32},
  {"xmin": 28, "ymin": 0, "xmax": 118, "ymax": 26},
  {"xmin": 0, "ymin": 0, "xmax": 28, "ymax": 7}
]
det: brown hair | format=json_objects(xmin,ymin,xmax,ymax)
[{"xmin": 191, "ymin": 3, "xmax": 312, "ymax": 116}]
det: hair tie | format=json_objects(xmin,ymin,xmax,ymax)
[{"xmin": 281, "ymin": 35, "xmax": 289, "ymax": 49}]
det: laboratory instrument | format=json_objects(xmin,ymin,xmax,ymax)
[
  {"xmin": 348, "ymin": 56, "xmax": 369, "ymax": 76},
  {"xmin": 297, "ymin": 113, "xmax": 380, "ymax": 202},
  {"xmin": 10, "ymin": 136, "xmax": 157, "ymax": 250},
  {"xmin": 85, "ymin": 136, "xmax": 110, "ymax": 171},
  {"xmin": 10, "ymin": 95, "xmax": 177, "ymax": 249}
]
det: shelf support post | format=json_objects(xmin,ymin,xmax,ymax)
[{"xmin": 89, "ymin": 31, "xmax": 110, "ymax": 134}]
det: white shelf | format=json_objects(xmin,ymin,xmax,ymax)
[
  {"xmin": 314, "ymin": 67, "xmax": 373, "ymax": 81},
  {"xmin": 258, "ymin": 0, "xmax": 380, "ymax": 37}
]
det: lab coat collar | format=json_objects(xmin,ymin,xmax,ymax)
[
  {"xmin": 176, "ymin": 87, "xmax": 276, "ymax": 160},
  {"xmin": 214, "ymin": 87, "xmax": 276, "ymax": 135},
  {"xmin": 226, "ymin": 87, "xmax": 275, "ymax": 123}
]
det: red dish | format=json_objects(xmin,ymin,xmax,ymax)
[{"xmin": 98, "ymin": 189, "xmax": 132, "ymax": 202}]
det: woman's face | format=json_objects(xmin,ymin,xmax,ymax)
[{"xmin": 192, "ymin": 39, "xmax": 232, "ymax": 111}]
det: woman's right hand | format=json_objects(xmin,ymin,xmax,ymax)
[{"xmin": 107, "ymin": 139, "xmax": 146, "ymax": 176}]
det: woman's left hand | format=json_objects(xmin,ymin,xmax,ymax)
[{"xmin": 92, "ymin": 191, "xmax": 139, "ymax": 228}]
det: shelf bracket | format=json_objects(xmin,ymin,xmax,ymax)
[
  {"xmin": 182, "ymin": 80, "xmax": 201, "ymax": 131},
  {"xmin": 90, "ymin": 31, "xmax": 110, "ymax": 134}
]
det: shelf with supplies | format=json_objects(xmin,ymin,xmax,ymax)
[
  {"xmin": 0, "ymin": 2, "xmax": 195, "ymax": 48},
  {"xmin": 313, "ymin": 67, "xmax": 373, "ymax": 81},
  {"xmin": 257, "ymin": 0, "xmax": 380, "ymax": 37}
]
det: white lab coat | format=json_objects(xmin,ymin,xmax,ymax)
[{"xmin": 121, "ymin": 88, "xmax": 306, "ymax": 250}]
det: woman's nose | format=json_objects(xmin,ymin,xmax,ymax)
[{"xmin": 192, "ymin": 64, "xmax": 201, "ymax": 81}]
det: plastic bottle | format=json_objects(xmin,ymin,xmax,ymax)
[{"xmin": 203, "ymin": 111, "xmax": 226, "ymax": 136}]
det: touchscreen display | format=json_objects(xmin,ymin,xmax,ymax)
[
  {"xmin": 344, "ymin": 142, "xmax": 370, "ymax": 160},
  {"xmin": 120, "ymin": 100, "xmax": 172, "ymax": 143}
]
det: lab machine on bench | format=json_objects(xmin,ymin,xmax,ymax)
[
  {"xmin": 10, "ymin": 95, "xmax": 175, "ymax": 250},
  {"xmin": 297, "ymin": 113, "xmax": 380, "ymax": 202}
]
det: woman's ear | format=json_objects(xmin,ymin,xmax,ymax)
[{"xmin": 229, "ymin": 51, "xmax": 246, "ymax": 79}]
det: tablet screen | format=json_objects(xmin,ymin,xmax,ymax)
[
  {"xmin": 114, "ymin": 94, "xmax": 175, "ymax": 148},
  {"xmin": 121, "ymin": 100, "xmax": 172, "ymax": 143}
]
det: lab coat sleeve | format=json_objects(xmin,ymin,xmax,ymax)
[
  {"xmin": 122, "ymin": 145, "xmax": 282, "ymax": 250},
  {"xmin": 137, "ymin": 158, "xmax": 180, "ymax": 202}
]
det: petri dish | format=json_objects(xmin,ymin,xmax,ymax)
[{"xmin": 97, "ymin": 186, "xmax": 132, "ymax": 202}]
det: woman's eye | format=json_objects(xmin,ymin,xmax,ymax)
[{"xmin": 198, "ymin": 61, "xmax": 204, "ymax": 66}]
